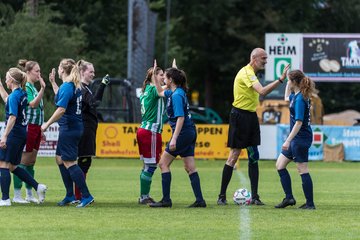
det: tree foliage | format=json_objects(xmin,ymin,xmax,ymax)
[
  {"xmin": 1, "ymin": 0, "xmax": 360, "ymax": 122},
  {"xmin": 0, "ymin": 5, "xmax": 86, "ymax": 119},
  {"xmin": 152, "ymin": 0, "xmax": 360, "ymax": 119}
]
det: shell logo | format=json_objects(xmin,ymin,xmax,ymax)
[{"xmin": 105, "ymin": 126, "xmax": 118, "ymax": 139}]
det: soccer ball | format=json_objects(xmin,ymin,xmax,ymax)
[{"xmin": 233, "ymin": 188, "xmax": 252, "ymax": 205}]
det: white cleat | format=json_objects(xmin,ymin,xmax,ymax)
[
  {"xmin": 12, "ymin": 197, "xmax": 29, "ymax": 204},
  {"xmin": 0, "ymin": 199, "xmax": 11, "ymax": 206},
  {"xmin": 36, "ymin": 184, "xmax": 47, "ymax": 204},
  {"xmin": 25, "ymin": 196, "xmax": 39, "ymax": 204}
]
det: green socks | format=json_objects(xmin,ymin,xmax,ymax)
[
  {"xmin": 140, "ymin": 171, "xmax": 153, "ymax": 197},
  {"xmin": 13, "ymin": 164, "xmax": 34, "ymax": 190}
]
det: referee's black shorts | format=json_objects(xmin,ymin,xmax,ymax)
[{"xmin": 227, "ymin": 107, "xmax": 260, "ymax": 149}]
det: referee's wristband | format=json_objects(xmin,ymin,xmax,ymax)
[{"xmin": 278, "ymin": 78, "xmax": 283, "ymax": 84}]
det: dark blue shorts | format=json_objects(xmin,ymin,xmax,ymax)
[
  {"xmin": 56, "ymin": 128, "xmax": 83, "ymax": 161},
  {"xmin": 166, "ymin": 127, "xmax": 197, "ymax": 158},
  {"xmin": 0, "ymin": 134, "xmax": 26, "ymax": 165},
  {"xmin": 281, "ymin": 140, "xmax": 311, "ymax": 163}
]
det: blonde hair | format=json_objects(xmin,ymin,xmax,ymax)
[
  {"xmin": 7, "ymin": 68, "xmax": 27, "ymax": 91},
  {"xmin": 60, "ymin": 58, "xmax": 81, "ymax": 89}
]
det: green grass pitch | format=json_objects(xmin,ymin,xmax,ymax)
[{"xmin": 1, "ymin": 158, "xmax": 360, "ymax": 240}]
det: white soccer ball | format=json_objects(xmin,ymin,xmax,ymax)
[{"xmin": 233, "ymin": 188, "xmax": 252, "ymax": 205}]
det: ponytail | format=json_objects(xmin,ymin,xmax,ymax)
[
  {"xmin": 299, "ymin": 76, "xmax": 315, "ymax": 99},
  {"xmin": 165, "ymin": 68, "xmax": 189, "ymax": 92},
  {"xmin": 60, "ymin": 58, "xmax": 81, "ymax": 89},
  {"xmin": 70, "ymin": 64, "xmax": 81, "ymax": 89},
  {"xmin": 288, "ymin": 70, "xmax": 315, "ymax": 99},
  {"xmin": 7, "ymin": 67, "xmax": 27, "ymax": 91}
]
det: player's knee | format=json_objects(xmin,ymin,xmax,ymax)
[
  {"xmin": 144, "ymin": 164, "xmax": 157, "ymax": 175},
  {"xmin": 158, "ymin": 161, "xmax": 167, "ymax": 171},
  {"xmin": 296, "ymin": 163, "xmax": 308, "ymax": 174}
]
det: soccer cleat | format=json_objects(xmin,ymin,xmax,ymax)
[
  {"xmin": 217, "ymin": 195, "xmax": 227, "ymax": 205},
  {"xmin": 149, "ymin": 199, "xmax": 172, "ymax": 208},
  {"xmin": 25, "ymin": 196, "xmax": 39, "ymax": 204},
  {"xmin": 57, "ymin": 196, "xmax": 78, "ymax": 206},
  {"xmin": 251, "ymin": 198, "xmax": 265, "ymax": 205},
  {"xmin": 299, "ymin": 203, "xmax": 316, "ymax": 210},
  {"xmin": 0, "ymin": 199, "xmax": 11, "ymax": 207},
  {"xmin": 12, "ymin": 196, "xmax": 30, "ymax": 204},
  {"xmin": 76, "ymin": 195, "xmax": 94, "ymax": 208},
  {"xmin": 188, "ymin": 200, "xmax": 207, "ymax": 208},
  {"xmin": 138, "ymin": 197, "xmax": 156, "ymax": 205},
  {"xmin": 36, "ymin": 184, "xmax": 47, "ymax": 203},
  {"xmin": 275, "ymin": 198, "xmax": 296, "ymax": 208}
]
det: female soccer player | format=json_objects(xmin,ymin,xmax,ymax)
[
  {"xmin": 75, "ymin": 60, "xmax": 109, "ymax": 201},
  {"xmin": 149, "ymin": 61, "xmax": 206, "ymax": 208},
  {"xmin": 0, "ymin": 68, "xmax": 47, "ymax": 206},
  {"xmin": 275, "ymin": 69, "xmax": 316, "ymax": 210},
  {"xmin": 11, "ymin": 60, "xmax": 46, "ymax": 204},
  {"xmin": 42, "ymin": 59, "xmax": 94, "ymax": 208},
  {"xmin": 137, "ymin": 65, "xmax": 165, "ymax": 204}
]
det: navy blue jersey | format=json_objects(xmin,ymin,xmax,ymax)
[
  {"xmin": 55, "ymin": 82, "xmax": 83, "ymax": 129},
  {"xmin": 164, "ymin": 88, "xmax": 194, "ymax": 130},
  {"xmin": 289, "ymin": 93, "xmax": 312, "ymax": 141},
  {"xmin": 5, "ymin": 88, "xmax": 28, "ymax": 137}
]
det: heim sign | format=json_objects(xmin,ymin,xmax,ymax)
[{"xmin": 266, "ymin": 33, "xmax": 360, "ymax": 82}]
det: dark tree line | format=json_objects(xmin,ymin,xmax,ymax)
[{"xmin": 0, "ymin": 0, "xmax": 360, "ymax": 121}]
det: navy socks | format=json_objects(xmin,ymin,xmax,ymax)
[
  {"xmin": 278, "ymin": 168, "xmax": 293, "ymax": 199},
  {"xmin": 301, "ymin": 173, "xmax": 314, "ymax": 206},
  {"xmin": 189, "ymin": 172, "xmax": 204, "ymax": 202},
  {"xmin": 12, "ymin": 166, "xmax": 38, "ymax": 190},
  {"xmin": 58, "ymin": 164, "xmax": 74, "ymax": 197},
  {"xmin": 68, "ymin": 165, "xmax": 90, "ymax": 198},
  {"xmin": 161, "ymin": 172, "xmax": 171, "ymax": 202},
  {"xmin": 0, "ymin": 168, "xmax": 10, "ymax": 200}
]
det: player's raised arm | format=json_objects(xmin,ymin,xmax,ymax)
[
  {"xmin": 0, "ymin": 76, "xmax": 9, "ymax": 103},
  {"xmin": 153, "ymin": 60, "xmax": 165, "ymax": 97}
]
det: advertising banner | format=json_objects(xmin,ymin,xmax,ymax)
[
  {"xmin": 0, "ymin": 122, "xmax": 59, "ymax": 157},
  {"xmin": 96, "ymin": 123, "xmax": 248, "ymax": 159},
  {"xmin": 277, "ymin": 124, "xmax": 360, "ymax": 161},
  {"xmin": 0, "ymin": 122, "xmax": 246, "ymax": 159},
  {"xmin": 265, "ymin": 33, "xmax": 302, "ymax": 81},
  {"xmin": 302, "ymin": 34, "xmax": 360, "ymax": 81}
]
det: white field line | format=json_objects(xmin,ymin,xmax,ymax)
[{"xmin": 235, "ymin": 169, "xmax": 251, "ymax": 240}]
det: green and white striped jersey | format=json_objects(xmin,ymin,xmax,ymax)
[
  {"xmin": 139, "ymin": 84, "xmax": 164, "ymax": 133},
  {"xmin": 26, "ymin": 82, "xmax": 44, "ymax": 125}
]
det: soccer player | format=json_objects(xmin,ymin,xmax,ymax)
[
  {"xmin": 0, "ymin": 68, "xmax": 47, "ymax": 206},
  {"xmin": 11, "ymin": 60, "xmax": 46, "ymax": 204},
  {"xmin": 275, "ymin": 70, "xmax": 316, "ymax": 210},
  {"xmin": 217, "ymin": 48, "xmax": 290, "ymax": 205},
  {"xmin": 149, "ymin": 61, "xmax": 206, "ymax": 208},
  {"xmin": 42, "ymin": 59, "xmax": 94, "ymax": 208},
  {"xmin": 75, "ymin": 60, "xmax": 110, "ymax": 201},
  {"xmin": 137, "ymin": 65, "xmax": 165, "ymax": 204}
]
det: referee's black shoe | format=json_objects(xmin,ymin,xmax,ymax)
[
  {"xmin": 149, "ymin": 199, "xmax": 172, "ymax": 208},
  {"xmin": 275, "ymin": 198, "xmax": 296, "ymax": 208},
  {"xmin": 217, "ymin": 195, "xmax": 227, "ymax": 205},
  {"xmin": 251, "ymin": 198, "xmax": 265, "ymax": 205},
  {"xmin": 188, "ymin": 200, "xmax": 207, "ymax": 208},
  {"xmin": 298, "ymin": 203, "xmax": 316, "ymax": 210}
]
